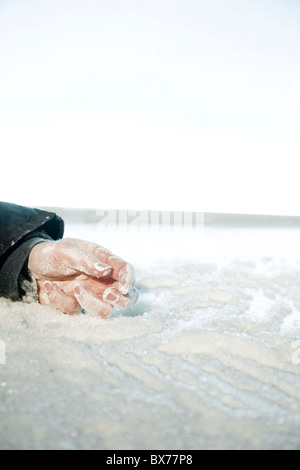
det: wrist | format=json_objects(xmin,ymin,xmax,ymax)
[{"xmin": 28, "ymin": 240, "xmax": 51, "ymax": 280}]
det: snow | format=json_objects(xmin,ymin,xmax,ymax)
[{"xmin": 1, "ymin": 217, "xmax": 300, "ymax": 450}]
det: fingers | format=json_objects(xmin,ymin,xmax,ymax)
[
  {"xmin": 74, "ymin": 284, "xmax": 114, "ymax": 319},
  {"xmin": 117, "ymin": 264, "xmax": 136, "ymax": 295},
  {"xmin": 30, "ymin": 238, "xmax": 136, "ymax": 295},
  {"xmin": 57, "ymin": 239, "xmax": 113, "ymax": 278},
  {"xmin": 39, "ymin": 281, "xmax": 82, "ymax": 315},
  {"xmin": 74, "ymin": 284, "xmax": 138, "ymax": 317},
  {"xmin": 38, "ymin": 280, "xmax": 138, "ymax": 318},
  {"xmin": 103, "ymin": 286, "xmax": 139, "ymax": 309},
  {"xmin": 29, "ymin": 239, "xmax": 112, "ymax": 280},
  {"xmin": 74, "ymin": 240, "xmax": 136, "ymax": 294},
  {"xmin": 34, "ymin": 237, "xmax": 138, "ymax": 318}
]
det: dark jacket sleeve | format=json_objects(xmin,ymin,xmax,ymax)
[{"xmin": 0, "ymin": 202, "xmax": 64, "ymax": 301}]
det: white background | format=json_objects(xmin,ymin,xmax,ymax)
[{"xmin": 1, "ymin": 0, "xmax": 300, "ymax": 215}]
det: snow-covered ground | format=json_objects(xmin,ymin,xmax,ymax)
[{"xmin": 1, "ymin": 215, "xmax": 300, "ymax": 450}]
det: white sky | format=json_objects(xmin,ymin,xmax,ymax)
[{"xmin": 1, "ymin": 0, "xmax": 300, "ymax": 215}]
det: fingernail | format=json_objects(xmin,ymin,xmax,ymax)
[
  {"xmin": 74, "ymin": 285, "xmax": 82, "ymax": 296},
  {"xmin": 44, "ymin": 281, "xmax": 52, "ymax": 294},
  {"xmin": 118, "ymin": 265, "xmax": 135, "ymax": 294},
  {"xmin": 95, "ymin": 262, "xmax": 112, "ymax": 276},
  {"xmin": 103, "ymin": 288, "xmax": 119, "ymax": 304},
  {"xmin": 119, "ymin": 273, "xmax": 129, "ymax": 293},
  {"xmin": 119, "ymin": 275, "xmax": 132, "ymax": 294}
]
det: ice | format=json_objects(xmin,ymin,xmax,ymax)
[{"xmin": 1, "ymin": 218, "xmax": 300, "ymax": 450}]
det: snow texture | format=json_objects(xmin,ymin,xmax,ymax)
[{"xmin": 1, "ymin": 220, "xmax": 300, "ymax": 450}]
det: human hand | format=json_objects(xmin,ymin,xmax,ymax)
[{"xmin": 28, "ymin": 238, "xmax": 138, "ymax": 318}]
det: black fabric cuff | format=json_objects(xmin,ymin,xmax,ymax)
[{"xmin": 0, "ymin": 232, "xmax": 52, "ymax": 301}]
